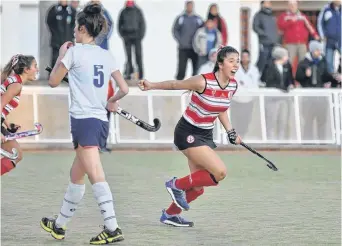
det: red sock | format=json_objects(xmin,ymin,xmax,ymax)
[
  {"xmin": 175, "ymin": 170, "xmax": 218, "ymax": 190},
  {"xmin": 1, "ymin": 158, "xmax": 16, "ymax": 176},
  {"xmin": 166, "ymin": 188, "xmax": 204, "ymax": 215}
]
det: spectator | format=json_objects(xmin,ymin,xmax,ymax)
[
  {"xmin": 317, "ymin": 1, "xmax": 341, "ymax": 73},
  {"xmin": 231, "ymin": 49, "xmax": 260, "ymax": 138},
  {"xmin": 46, "ymin": 0, "xmax": 76, "ymax": 68},
  {"xmin": 118, "ymin": 0, "xmax": 146, "ymax": 79},
  {"xmin": 296, "ymin": 40, "xmax": 339, "ymax": 88},
  {"xmin": 173, "ymin": 1, "xmax": 203, "ymax": 80},
  {"xmin": 277, "ymin": 0, "xmax": 320, "ymax": 67},
  {"xmin": 70, "ymin": 0, "xmax": 81, "ymax": 13},
  {"xmin": 253, "ymin": 0, "xmax": 280, "ymax": 74},
  {"xmin": 295, "ymin": 41, "xmax": 340, "ymax": 140},
  {"xmin": 197, "ymin": 48, "xmax": 217, "ymax": 74},
  {"xmin": 92, "ymin": 0, "xmax": 114, "ymax": 51},
  {"xmin": 207, "ymin": 4, "xmax": 228, "ymax": 45},
  {"xmin": 261, "ymin": 46, "xmax": 294, "ymax": 140},
  {"xmin": 193, "ymin": 17, "xmax": 222, "ymax": 69}
]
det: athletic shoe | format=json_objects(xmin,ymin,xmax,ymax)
[
  {"xmin": 160, "ymin": 209, "xmax": 194, "ymax": 227},
  {"xmin": 165, "ymin": 177, "xmax": 189, "ymax": 211},
  {"xmin": 90, "ymin": 226, "xmax": 124, "ymax": 245},
  {"xmin": 40, "ymin": 216, "xmax": 66, "ymax": 240}
]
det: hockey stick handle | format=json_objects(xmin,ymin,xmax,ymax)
[
  {"xmin": 4, "ymin": 123, "xmax": 43, "ymax": 141},
  {"xmin": 240, "ymin": 142, "xmax": 278, "ymax": 171}
]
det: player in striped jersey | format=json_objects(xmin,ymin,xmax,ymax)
[
  {"xmin": 138, "ymin": 46, "xmax": 242, "ymax": 227},
  {"xmin": 1, "ymin": 54, "xmax": 38, "ymax": 175}
]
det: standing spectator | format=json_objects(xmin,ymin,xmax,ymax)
[
  {"xmin": 193, "ymin": 17, "xmax": 222, "ymax": 69},
  {"xmin": 231, "ymin": 49, "xmax": 260, "ymax": 138},
  {"xmin": 261, "ymin": 46, "xmax": 294, "ymax": 140},
  {"xmin": 173, "ymin": 1, "xmax": 203, "ymax": 80},
  {"xmin": 253, "ymin": 0, "xmax": 280, "ymax": 74},
  {"xmin": 46, "ymin": 0, "xmax": 76, "ymax": 68},
  {"xmin": 197, "ymin": 48, "xmax": 217, "ymax": 74},
  {"xmin": 207, "ymin": 4, "xmax": 228, "ymax": 45},
  {"xmin": 296, "ymin": 41, "xmax": 340, "ymax": 140},
  {"xmin": 317, "ymin": 1, "xmax": 341, "ymax": 73},
  {"xmin": 92, "ymin": 0, "xmax": 114, "ymax": 51},
  {"xmin": 118, "ymin": 0, "xmax": 146, "ymax": 79},
  {"xmin": 70, "ymin": 0, "xmax": 81, "ymax": 13},
  {"xmin": 277, "ymin": 0, "xmax": 320, "ymax": 67}
]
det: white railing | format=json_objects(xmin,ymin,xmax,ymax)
[{"xmin": 13, "ymin": 86, "xmax": 342, "ymax": 146}]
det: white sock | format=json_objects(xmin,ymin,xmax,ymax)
[
  {"xmin": 92, "ymin": 182, "xmax": 118, "ymax": 231},
  {"xmin": 55, "ymin": 182, "xmax": 85, "ymax": 228}
]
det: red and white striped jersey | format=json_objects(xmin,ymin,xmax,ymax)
[
  {"xmin": 183, "ymin": 72, "xmax": 238, "ymax": 129},
  {"xmin": 1, "ymin": 74, "xmax": 22, "ymax": 119}
]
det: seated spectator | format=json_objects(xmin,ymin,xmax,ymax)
[
  {"xmin": 295, "ymin": 40, "xmax": 339, "ymax": 140},
  {"xmin": 193, "ymin": 17, "xmax": 222, "ymax": 70},
  {"xmin": 261, "ymin": 46, "xmax": 294, "ymax": 92},
  {"xmin": 197, "ymin": 48, "xmax": 217, "ymax": 74},
  {"xmin": 231, "ymin": 49, "xmax": 260, "ymax": 138},
  {"xmin": 296, "ymin": 40, "xmax": 339, "ymax": 88},
  {"xmin": 261, "ymin": 46, "xmax": 294, "ymax": 140}
]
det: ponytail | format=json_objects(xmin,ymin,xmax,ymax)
[
  {"xmin": 213, "ymin": 62, "xmax": 219, "ymax": 72},
  {"xmin": 1, "ymin": 54, "xmax": 35, "ymax": 83},
  {"xmin": 1, "ymin": 60, "xmax": 13, "ymax": 83}
]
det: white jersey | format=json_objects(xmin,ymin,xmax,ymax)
[{"xmin": 61, "ymin": 44, "xmax": 118, "ymax": 121}]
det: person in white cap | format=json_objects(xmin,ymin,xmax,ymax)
[{"xmin": 295, "ymin": 40, "xmax": 340, "ymax": 140}]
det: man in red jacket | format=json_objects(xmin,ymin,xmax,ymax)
[{"xmin": 277, "ymin": 0, "xmax": 320, "ymax": 66}]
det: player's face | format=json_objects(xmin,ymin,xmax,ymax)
[
  {"xmin": 25, "ymin": 59, "xmax": 39, "ymax": 81},
  {"xmin": 221, "ymin": 53, "xmax": 239, "ymax": 79}
]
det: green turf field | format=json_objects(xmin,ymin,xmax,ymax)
[{"xmin": 1, "ymin": 151, "xmax": 341, "ymax": 246}]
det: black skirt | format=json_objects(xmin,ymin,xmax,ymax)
[{"xmin": 174, "ymin": 116, "xmax": 217, "ymax": 151}]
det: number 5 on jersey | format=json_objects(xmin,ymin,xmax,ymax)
[{"xmin": 93, "ymin": 65, "xmax": 104, "ymax": 88}]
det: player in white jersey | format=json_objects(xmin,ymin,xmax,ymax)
[
  {"xmin": 139, "ymin": 46, "xmax": 242, "ymax": 227},
  {"xmin": 40, "ymin": 3, "xmax": 129, "ymax": 244}
]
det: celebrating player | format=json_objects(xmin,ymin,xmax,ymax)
[
  {"xmin": 138, "ymin": 46, "xmax": 242, "ymax": 227},
  {"xmin": 1, "ymin": 54, "xmax": 38, "ymax": 175},
  {"xmin": 40, "ymin": 3, "xmax": 129, "ymax": 244}
]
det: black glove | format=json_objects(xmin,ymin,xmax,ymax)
[
  {"xmin": 7, "ymin": 123, "xmax": 20, "ymax": 133},
  {"xmin": 227, "ymin": 129, "xmax": 238, "ymax": 145}
]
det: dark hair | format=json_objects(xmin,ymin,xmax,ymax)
[
  {"xmin": 207, "ymin": 4, "xmax": 222, "ymax": 32},
  {"xmin": 213, "ymin": 46, "xmax": 239, "ymax": 72},
  {"xmin": 1, "ymin": 55, "xmax": 35, "ymax": 82},
  {"xmin": 241, "ymin": 49, "xmax": 250, "ymax": 55},
  {"xmin": 76, "ymin": 3, "xmax": 107, "ymax": 38}
]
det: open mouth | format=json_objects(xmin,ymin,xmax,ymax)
[{"xmin": 231, "ymin": 69, "xmax": 237, "ymax": 74}]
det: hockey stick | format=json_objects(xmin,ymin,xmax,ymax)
[
  {"xmin": 4, "ymin": 123, "xmax": 43, "ymax": 141},
  {"xmin": 1, "ymin": 148, "xmax": 18, "ymax": 160},
  {"xmin": 45, "ymin": 66, "xmax": 161, "ymax": 132},
  {"xmin": 240, "ymin": 142, "xmax": 278, "ymax": 171}
]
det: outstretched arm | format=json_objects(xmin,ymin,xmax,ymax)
[{"xmin": 147, "ymin": 75, "xmax": 206, "ymax": 92}]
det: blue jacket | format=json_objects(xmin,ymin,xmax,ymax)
[
  {"xmin": 95, "ymin": 9, "xmax": 114, "ymax": 50},
  {"xmin": 317, "ymin": 3, "xmax": 341, "ymax": 49}
]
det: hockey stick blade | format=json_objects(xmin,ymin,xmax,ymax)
[
  {"xmin": 46, "ymin": 66, "xmax": 161, "ymax": 132},
  {"xmin": 1, "ymin": 148, "xmax": 18, "ymax": 160},
  {"xmin": 241, "ymin": 142, "xmax": 278, "ymax": 171},
  {"xmin": 116, "ymin": 107, "xmax": 161, "ymax": 132},
  {"xmin": 5, "ymin": 123, "xmax": 43, "ymax": 141}
]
